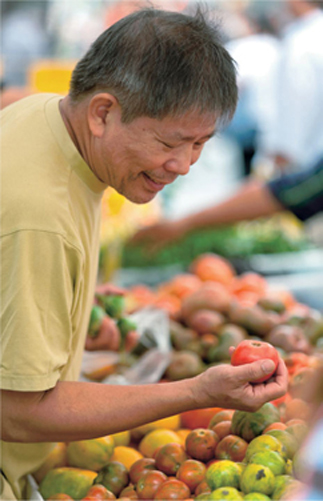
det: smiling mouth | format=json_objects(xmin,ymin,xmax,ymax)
[{"xmin": 143, "ymin": 172, "xmax": 173, "ymax": 191}]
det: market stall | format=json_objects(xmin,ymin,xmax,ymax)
[{"xmin": 28, "ymin": 249, "xmax": 323, "ymax": 501}]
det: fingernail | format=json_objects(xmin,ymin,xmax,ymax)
[{"xmin": 261, "ymin": 360, "xmax": 275, "ymax": 373}]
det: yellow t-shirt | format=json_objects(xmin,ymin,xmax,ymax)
[{"xmin": 0, "ymin": 94, "xmax": 107, "ymax": 499}]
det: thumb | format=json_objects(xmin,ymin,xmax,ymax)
[{"xmin": 235, "ymin": 359, "xmax": 276, "ymax": 383}]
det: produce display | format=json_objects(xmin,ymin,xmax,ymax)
[
  {"xmin": 121, "ymin": 215, "xmax": 312, "ymax": 271},
  {"xmin": 34, "ymin": 253, "xmax": 323, "ymax": 500}
]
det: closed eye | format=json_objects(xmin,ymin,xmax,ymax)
[
  {"xmin": 162, "ymin": 141, "xmax": 176, "ymax": 149},
  {"xmin": 193, "ymin": 141, "xmax": 206, "ymax": 149}
]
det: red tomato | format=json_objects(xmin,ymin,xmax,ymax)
[
  {"xmin": 284, "ymin": 352, "xmax": 310, "ymax": 375},
  {"xmin": 194, "ymin": 479, "xmax": 211, "ymax": 496},
  {"xmin": 119, "ymin": 485, "xmax": 138, "ymax": 499},
  {"xmin": 84, "ymin": 485, "xmax": 116, "ymax": 500},
  {"xmin": 271, "ymin": 392, "xmax": 292, "ymax": 408},
  {"xmin": 129, "ymin": 458, "xmax": 156, "ymax": 485},
  {"xmin": 209, "ymin": 421, "xmax": 232, "ymax": 440},
  {"xmin": 136, "ymin": 470, "xmax": 167, "ymax": 500},
  {"xmin": 154, "ymin": 478, "xmax": 191, "ymax": 500},
  {"xmin": 214, "ymin": 434, "xmax": 248, "ymax": 462},
  {"xmin": 185, "ymin": 428, "xmax": 219, "ymax": 462},
  {"xmin": 176, "ymin": 459, "xmax": 206, "ymax": 493},
  {"xmin": 231, "ymin": 339, "xmax": 279, "ymax": 383},
  {"xmin": 208, "ymin": 410, "xmax": 234, "ymax": 429},
  {"xmin": 154, "ymin": 443, "xmax": 188, "ymax": 476}
]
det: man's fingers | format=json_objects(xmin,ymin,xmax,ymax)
[
  {"xmin": 235, "ymin": 359, "xmax": 277, "ymax": 383},
  {"xmin": 271, "ymin": 358, "xmax": 289, "ymax": 388}
]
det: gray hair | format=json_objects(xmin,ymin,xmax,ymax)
[{"xmin": 69, "ymin": 6, "xmax": 238, "ymax": 127}]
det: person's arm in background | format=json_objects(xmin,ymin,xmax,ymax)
[
  {"xmin": 131, "ymin": 179, "xmax": 284, "ymax": 252},
  {"xmin": 132, "ymin": 156, "xmax": 323, "ymax": 252}
]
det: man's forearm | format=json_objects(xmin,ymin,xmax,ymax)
[{"xmin": 1, "ymin": 379, "xmax": 195, "ymax": 443}]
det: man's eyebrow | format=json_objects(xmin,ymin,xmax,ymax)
[{"xmin": 171, "ymin": 130, "xmax": 216, "ymax": 141}]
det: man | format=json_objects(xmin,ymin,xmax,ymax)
[{"xmin": 0, "ymin": 8, "xmax": 288, "ymax": 500}]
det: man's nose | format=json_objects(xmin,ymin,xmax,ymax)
[{"xmin": 164, "ymin": 147, "xmax": 201, "ymax": 176}]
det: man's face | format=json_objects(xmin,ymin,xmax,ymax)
[{"xmin": 93, "ymin": 108, "xmax": 216, "ymax": 204}]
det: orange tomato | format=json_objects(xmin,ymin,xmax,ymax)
[
  {"xmin": 284, "ymin": 398, "xmax": 313, "ymax": 422},
  {"xmin": 270, "ymin": 392, "xmax": 292, "ymax": 408},
  {"xmin": 176, "ymin": 459, "xmax": 206, "ymax": 493},
  {"xmin": 272, "ymin": 289, "xmax": 297, "ymax": 310},
  {"xmin": 230, "ymin": 272, "xmax": 267, "ymax": 297},
  {"xmin": 127, "ymin": 285, "xmax": 156, "ymax": 311},
  {"xmin": 263, "ymin": 422, "xmax": 287, "ymax": 433},
  {"xmin": 234, "ymin": 291, "xmax": 261, "ymax": 307},
  {"xmin": 190, "ymin": 253, "xmax": 235, "ymax": 285},
  {"xmin": 48, "ymin": 495, "xmax": 74, "ymax": 501},
  {"xmin": 288, "ymin": 367, "xmax": 317, "ymax": 401},
  {"xmin": 159, "ymin": 274, "xmax": 202, "ymax": 299},
  {"xmin": 180, "ymin": 408, "xmax": 222, "ymax": 430},
  {"xmin": 285, "ymin": 418, "xmax": 307, "ymax": 427},
  {"xmin": 153, "ymin": 294, "xmax": 181, "ymax": 319},
  {"xmin": 284, "ymin": 352, "xmax": 310, "ymax": 375}
]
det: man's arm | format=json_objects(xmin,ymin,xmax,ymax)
[{"xmin": 1, "ymin": 357, "xmax": 288, "ymax": 443}]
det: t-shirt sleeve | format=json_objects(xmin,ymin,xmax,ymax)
[
  {"xmin": 0, "ymin": 229, "xmax": 82, "ymax": 391},
  {"xmin": 267, "ymin": 158, "xmax": 323, "ymax": 221}
]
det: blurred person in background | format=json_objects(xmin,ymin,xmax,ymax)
[
  {"xmin": 222, "ymin": 0, "xmax": 323, "ymax": 179},
  {"xmin": 0, "ymin": 7, "xmax": 289, "ymax": 500},
  {"xmin": 1, "ymin": 0, "xmax": 51, "ymax": 87},
  {"xmin": 257, "ymin": 0, "xmax": 323, "ymax": 175},
  {"xmin": 222, "ymin": 3, "xmax": 281, "ymax": 177},
  {"xmin": 0, "ymin": 1, "xmax": 52, "ymax": 109}
]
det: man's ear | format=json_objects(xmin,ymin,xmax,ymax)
[{"xmin": 87, "ymin": 93, "xmax": 119, "ymax": 137}]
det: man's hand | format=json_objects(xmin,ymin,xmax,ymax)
[{"xmin": 193, "ymin": 357, "xmax": 288, "ymax": 413}]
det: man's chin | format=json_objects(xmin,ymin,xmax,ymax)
[{"xmin": 123, "ymin": 189, "xmax": 157, "ymax": 205}]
